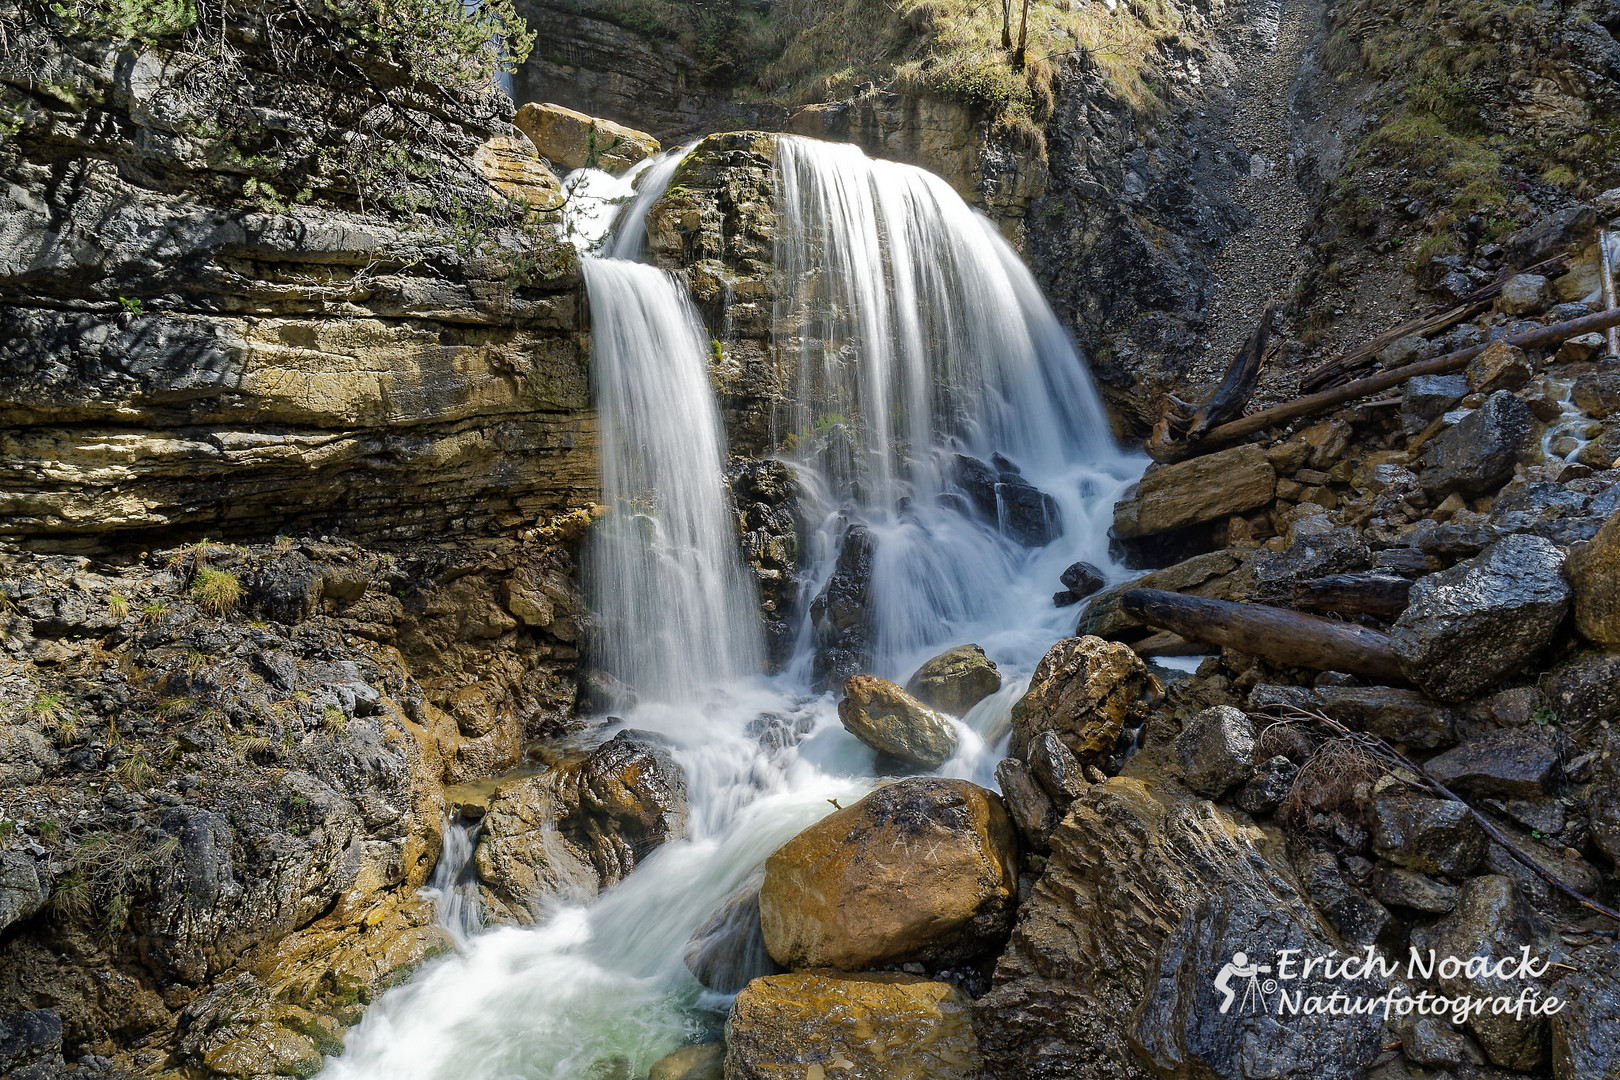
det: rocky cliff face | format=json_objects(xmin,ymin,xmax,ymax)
[{"xmin": 2, "ymin": 18, "xmax": 597, "ymax": 552}]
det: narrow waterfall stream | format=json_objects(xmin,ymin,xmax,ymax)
[{"xmin": 322, "ymin": 136, "xmax": 1143, "ymax": 1080}]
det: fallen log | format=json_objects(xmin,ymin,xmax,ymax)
[
  {"xmin": 1193, "ymin": 305, "xmax": 1620, "ymax": 450},
  {"xmin": 1121, "ymin": 588, "xmax": 1409, "ymax": 684},
  {"xmin": 1300, "ymin": 252, "xmax": 1574, "ymax": 392},
  {"xmin": 1290, "ymin": 572, "xmax": 1412, "ymax": 620}
]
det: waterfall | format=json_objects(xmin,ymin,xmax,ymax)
[
  {"xmin": 582, "ymin": 256, "xmax": 764, "ymax": 701},
  {"xmin": 320, "ymin": 136, "xmax": 1142, "ymax": 1080},
  {"xmin": 775, "ymin": 135, "xmax": 1136, "ymax": 678},
  {"xmin": 422, "ymin": 817, "xmax": 482, "ymax": 948}
]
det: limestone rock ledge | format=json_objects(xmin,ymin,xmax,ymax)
[{"xmin": 2, "ymin": 36, "xmax": 596, "ymax": 550}]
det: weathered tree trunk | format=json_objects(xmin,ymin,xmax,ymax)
[
  {"xmin": 1014, "ymin": 0, "xmax": 1030, "ymax": 68},
  {"xmin": 1290, "ymin": 573, "xmax": 1412, "ymax": 619},
  {"xmin": 1121, "ymin": 589, "xmax": 1409, "ymax": 684}
]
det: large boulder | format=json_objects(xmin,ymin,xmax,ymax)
[
  {"xmin": 1419, "ymin": 390, "xmax": 1533, "ymax": 500},
  {"xmin": 758, "ymin": 778, "xmax": 1018, "ymax": 970},
  {"xmin": 1009, "ymin": 636, "xmax": 1146, "ymax": 762},
  {"xmin": 513, "ymin": 102, "xmax": 659, "ymax": 173},
  {"xmin": 838, "ymin": 675, "xmax": 959, "ymax": 768},
  {"xmin": 809, "ymin": 524, "xmax": 874, "ymax": 690},
  {"xmin": 975, "ymin": 775, "xmax": 1386, "ymax": 1080},
  {"xmin": 952, "ymin": 454, "xmax": 1062, "ymax": 547},
  {"xmin": 1249, "ymin": 684, "xmax": 1457, "ymax": 749},
  {"xmin": 1389, "ymin": 534, "xmax": 1570, "ymax": 700},
  {"xmin": 1112, "ymin": 443, "xmax": 1276, "ymax": 540},
  {"xmin": 904, "ymin": 644, "xmax": 1002, "ymax": 716},
  {"xmin": 1567, "ymin": 509, "xmax": 1620, "ymax": 647},
  {"xmin": 724, "ymin": 972, "xmax": 981, "ymax": 1080},
  {"xmin": 0, "ymin": 852, "xmax": 48, "ymax": 934},
  {"xmin": 476, "ymin": 731, "xmax": 687, "ymax": 922},
  {"xmin": 1410, "ymin": 875, "xmax": 1550, "ymax": 1070}
]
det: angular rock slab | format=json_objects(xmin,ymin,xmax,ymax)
[
  {"xmin": 974, "ymin": 776, "xmax": 1385, "ymax": 1080},
  {"xmin": 1009, "ymin": 635, "xmax": 1146, "ymax": 762},
  {"xmin": 1112, "ymin": 443, "xmax": 1276, "ymax": 540},
  {"xmin": 1390, "ymin": 534, "xmax": 1570, "ymax": 700},
  {"xmin": 758, "ymin": 777, "xmax": 1018, "ymax": 970},
  {"xmin": 1568, "ymin": 509, "xmax": 1620, "ymax": 648},
  {"xmin": 725, "ymin": 972, "xmax": 981, "ymax": 1080},
  {"xmin": 513, "ymin": 101, "xmax": 659, "ymax": 173}
]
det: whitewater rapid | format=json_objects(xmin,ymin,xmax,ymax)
[{"xmin": 321, "ymin": 136, "xmax": 1143, "ymax": 1080}]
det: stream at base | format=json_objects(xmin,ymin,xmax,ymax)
[{"xmin": 321, "ymin": 136, "xmax": 1143, "ymax": 1080}]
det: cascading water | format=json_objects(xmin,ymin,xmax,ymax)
[
  {"xmin": 422, "ymin": 817, "xmax": 483, "ymax": 948},
  {"xmin": 321, "ymin": 136, "xmax": 1143, "ymax": 1080},
  {"xmin": 582, "ymin": 255, "xmax": 764, "ymax": 699}
]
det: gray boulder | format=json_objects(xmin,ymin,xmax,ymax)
[
  {"xmin": 1390, "ymin": 534, "xmax": 1571, "ymax": 700},
  {"xmin": 1368, "ymin": 792, "xmax": 1487, "ymax": 877},
  {"xmin": 1174, "ymin": 706, "xmax": 1256, "ymax": 797},
  {"xmin": 0, "ymin": 852, "xmax": 47, "ymax": 933},
  {"xmin": 1420, "ymin": 390, "xmax": 1533, "ymax": 501},
  {"xmin": 1401, "ymin": 373, "xmax": 1469, "ymax": 434},
  {"xmin": 1550, "ymin": 941, "xmax": 1620, "ymax": 1080},
  {"xmin": 1425, "ymin": 728, "xmax": 1561, "ymax": 798},
  {"xmin": 1494, "ymin": 273, "xmax": 1551, "ymax": 315}
]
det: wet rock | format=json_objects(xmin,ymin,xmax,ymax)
[
  {"xmin": 1401, "ymin": 1017, "xmax": 1485, "ymax": 1069},
  {"xmin": 1389, "ymin": 534, "xmax": 1570, "ymax": 700},
  {"xmin": 1311, "ymin": 685, "xmax": 1457, "ymax": 750},
  {"xmin": 1368, "ymin": 792, "xmax": 1487, "ymax": 877},
  {"xmin": 1465, "ymin": 341, "xmax": 1534, "ymax": 393},
  {"xmin": 0, "ymin": 852, "xmax": 47, "ymax": 933},
  {"xmin": 1060, "ymin": 560, "xmax": 1106, "ymax": 598},
  {"xmin": 579, "ymin": 668, "xmax": 638, "ymax": 714},
  {"xmin": 1237, "ymin": 755, "xmax": 1298, "ymax": 816},
  {"xmin": 838, "ymin": 675, "xmax": 959, "ymax": 768},
  {"xmin": 758, "ymin": 777, "xmax": 1017, "ymax": 970},
  {"xmin": 1571, "ymin": 371, "xmax": 1620, "ymax": 419},
  {"xmin": 513, "ymin": 102, "xmax": 659, "ymax": 173},
  {"xmin": 649, "ymin": 1043, "xmax": 724, "ymax": 1080},
  {"xmin": 477, "ymin": 731, "xmax": 688, "ymax": 920},
  {"xmin": 1292, "ymin": 846, "xmax": 1400, "ymax": 950},
  {"xmin": 995, "ymin": 758, "xmax": 1057, "ymax": 849},
  {"xmin": 0, "ymin": 727, "xmax": 57, "ymax": 787},
  {"xmin": 1112, "ymin": 444, "xmax": 1276, "ymax": 540},
  {"xmin": 1249, "ymin": 524, "xmax": 1371, "ymax": 604},
  {"xmin": 1009, "ymin": 636, "xmax": 1146, "ymax": 762},
  {"xmin": 1567, "ymin": 509, "xmax": 1620, "ymax": 647},
  {"xmin": 1425, "ymin": 729, "xmax": 1561, "ymax": 799},
  {"xmin": 1543, "ymin": 653, "xmax": 1620, "ymax": 728},
  {"xmin": 1174, "ymin": 705, "xmax": 1256, "ymax": 797},
  {"xmin": 725, "ymin": 972, "xmax": 981, "ymax": 1080},
  {"xmin": 1420, "ymin": 390, "xmax": 1533, "ymax": 501},
  {"xmin": 1026, "ymin": 730, "xmax": 1088, "ymax": 803},
  {"xmin": 1402, "ymin": 373, "xmax": 1469, "ymax": 434},
  {"xmin": 0, "ymin": 1010, "xmax": 64, "ymax": 1078},
  {"xmin": 903, "ymin": 644, "xmax": 1001, "ymax": 717},
  {"xmin": 952, "ymin": 454, "xmax": 1062, "ymax": 546},
  {"xmin": 1410, "ymin": 876, "xmax": 1548, "ymax": 1071},
  {"xmin": 1494, "ymin": 274, "xmax": 1551, "ymax": 316},
  {"xmin": 729, "ymin": 458, "xmax": 804, "ymax": 669},
  {"xmin": 1549, "ymin": 941, "xmax": 1620, "ymax": 1080},
  {"xmin": 1371, "ymin": 865, "xmax": 1459, "ymax": 913},
  {"xmin": 1503, "ymin": 204, "xmax": 1598, "ymax": 266},
  {"xmin": 809, "ymin": 524, "xmax": 874, "ymax": 690},
  {"xmin": 976, "ymin": 775, "xmax": 1385, "ymax": 1080},
  {"xmin": 1079, "ymin": 549, "xmax": 1242, "ymax": 640},
  {"xmin": 684, "ymin": 873, "xmax": 780, "ymax": 993}
]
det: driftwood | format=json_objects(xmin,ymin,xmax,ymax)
[
  {"xmin": 1289, "ymin": 573, "xmax": 1412, "ymax": 620},
  {"xmin": 1120, "ymin": 589, "xmax": 1408, "ymax": 684},
  {"xmin": 1300, "ymin": 252, "xmax": 1574, "ymax": 392},
  {"xmin": 1147, "ymin": 307, "xmax": 1277, "ymax": 462},
  {"xmin": 1188, "ymin": 305, "xmax": 1620, "ymax": 451},
  {"xmin": 1262, "ymin": 703, "xmax": 1620, "ymax": 928}
]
